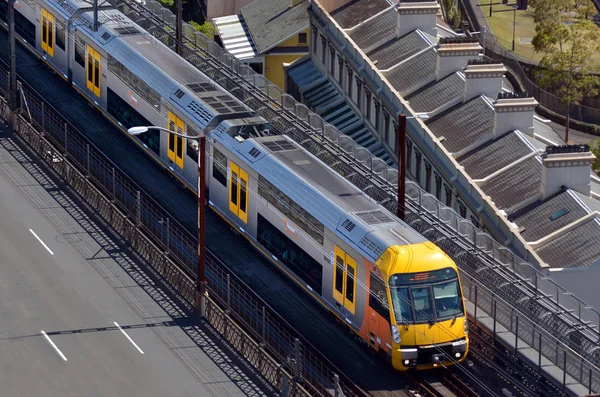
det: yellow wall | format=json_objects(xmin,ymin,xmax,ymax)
[{"xmin": 264, "ymin": 28, "xmax": 310, "ymax": 90}]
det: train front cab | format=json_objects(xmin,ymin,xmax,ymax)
[{"xmin": 374, "ymin": 242, "xmax": 469, "ymax": 371}]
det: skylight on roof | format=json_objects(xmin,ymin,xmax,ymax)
[{"xmin": 549, "ymin": 208, "xmax": 570, "ymax": 221}]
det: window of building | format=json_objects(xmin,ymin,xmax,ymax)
[
  {"xmin": 298, "ymin": 32, "xmax": 307, "ymax": 44},
  {"xmin": 248, "ymin": 62, "xmax": 263, "ymax": 74},
  {"xmin": 86, "ymin": 45, "xmax": 101, "ymax": 97},
  {"xmin": 258, "ymin": 175, "xmax": 324, "ymax": 244},
  {"xmin": 356, "ymin": 77, "xmax": 362, "ymax": 109},
  {"xmin": 106, "ymin": 88, "xmax": 159, "ymax": 156},
  {"xmin": 55, "ymin": 21, "xmax": 65, "ymax": 51},
  {"xmin": 375, "ymin": 101, "xmax": 380, "ymax": 131},
  {"xmin": 333, "ymin": 245, "xmax": 357, "ymax": 315},
  {"xmin": 383, "ymin": 112, "xmax": 390, "ymax": 145},
  {"xmin": 312, "ymin": 25, "xmax": 317, "ymax": 52},
  {"xmin": 41, "ymin": 8, "xmax": 55, "ymax": 57},
  {"xmin": 434, "ymin": 173, "xmax": 442, "ymax": 200},
  {"xmin": 320, "ymin": 35, "xmax": 326, "ymax": 62},
  {"xmin": 425, "ymin": 162, "xmax": 432, "ymax": 192},
  {"xmin": 458, "ymin": 202, "xmax": 467, "ymax": 218},
  {"xmin": 415, "ymin": 151, "xmax": 422, "ymax": 183},
  {"xmin": 108, "ymin": 55, "xmax": 161, "ymax": 109},
  {"xmin": 257, "ymin": 214, "xmax": 322, "ymax": 294},
  {"xmin": 365, "ymin": 90, "xmax": 371, "ymax": 120},
  {"xmin": 407, "ymin": 140, "xmax": 413, "ymax": 172},
  {"xmin": 337, "ymin": 56, "xmax": 343, "ymax": 86},
  {"xmin": 329, "ymin": 46, "xmax": 335, "ymax": 75},
  {"xmin": 347, "ymin": 67, "xmax": 353, "ymax": 95},
  {"xmin": 369, "ymin": 273, "xmax": 390, "ymax": 320},
  {"xmin": 444, "ymin": 185, "xmax": 453, "ymax": 207},
  {"xmin": 212, "ymin": 146, "xmax": 227, "ymax": 187},
  {"xmin": 229, "ymin": 161, "xmax": 248, "ymax": 223}
]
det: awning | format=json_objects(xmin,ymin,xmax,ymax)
[{"xmin": 213, "ymin": 14, "xmax": 258, "ymax": 61}]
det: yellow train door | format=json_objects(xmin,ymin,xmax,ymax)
[
  {"xmin": 41, "ymin": 9, "xmax": 55, "ymax": 57},
  {"xmin": 86, "ymin": 45, "xmax": 100, "ymax": 97},
  {"xmin": 167, "ymin": 111, "xmax": 185, "ymax": 169},
  {"xmin": 333, "ymin": 245, "xmax": 357, "ymax": 315},
  {"xmin": 228, "ymin": 161, "xmax": 248, "ymax": 224}
]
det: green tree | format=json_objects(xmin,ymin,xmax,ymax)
[
  {"xmin": 530, "ymin": 0, "xmax": 600, "ymax": 143},
  {"xmin": 189, "ymin": 21, "xmax": 216, "ymax": 40},
  {"xmin": 590, "ymin": 138, "xmax": 600, "ymax": 174}
]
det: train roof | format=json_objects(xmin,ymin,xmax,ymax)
[
  {"xmin": 44, "ymin": 0, "xmax": 256, "ymax": 129},
  {"xmin": 211, "ymin": 123, "xmax": 427, "ymax": 262}
]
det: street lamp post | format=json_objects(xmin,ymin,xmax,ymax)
[
  {"xmin": 128, "ymin": 126, "xmax": 207, "ymax": 318},
  {"xmin": 512, "ymin": 5, "xmax": 517, "ymax": 52},
  {"xmin": 8, "ymin": 0, "xmax": 18, "ymax": 119}
]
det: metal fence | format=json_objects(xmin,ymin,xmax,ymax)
[
  {"xmin": 460, "ymin": 0, "xmax": 600, "ymax": 126},
  {"xmin": 0, "ymin": 68, "xmax": 362, "ymax": 397},
  {"xmin": 103, "ymin": 0, "xmax": 600, "ymax": 391}
]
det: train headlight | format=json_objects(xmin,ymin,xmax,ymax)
[
  {"xmin": 464, "ymin": 318, "xmax": 469, "ymax": 334},
  {"xmin": 391, "ymin": 325, "xmax": 401, "ymax": 344}
]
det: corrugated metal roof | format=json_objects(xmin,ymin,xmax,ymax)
[{"xmin": 213, "ymin": 14, "xmax": 258, "ymax": 60}]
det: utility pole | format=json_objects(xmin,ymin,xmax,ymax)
[
  {"xmin": 176, "ymin": 0, "xmax": 183, "ymax": 55},
  {"xmin": 93, "ymin": 0, "xmax": 99, "ymax": 31},
  {"xmin": 8, "ymin": 0, "xmax": 18, "ymax": 120},
  {"xmin": 197, "ymin": 135, "xmax": 208, "ymax": 317},
  {"xmin": 397, "ymin": 114, "xmax": 407, "ymax": 221}
]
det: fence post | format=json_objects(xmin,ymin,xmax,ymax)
[
  {"xmin": 165, "ymin": 217, "xmax": 170, "ymax": 254},
  {"xmin": 86, "ymin": 143, "xmax": 90, "ymax": 176},
  {"xmin": 334, "ymin": 374, "xmax": 340, "ymax": 397},
  {"xmin": 294, "ymin": 338, "xmax": 301, "ymax": 382},
  {"xmin": 112, "ymin": 167, "xmax": 116, "ymax": 201},
  {"xmin": 64, "ymin": 122, "xmax": 68, "ymax": 154},
  {"xmin": 563, "ymin": 350, "xmax": 567, "ymax": 391},
  {"xmin": 226, "ymin": 273, "xmax": 231, "ymax": 313},
  {"xmin": 262, "ymin": 306, "xmax": 266, "ymax": 346},
  {"xmin": 279, "ymin": 367, "xmax": 289, "ymax": 397},
  {"xmin": 136, "ymin": 190, "xmax": 141, "ymax": 226},
  {"xmin": 41, "ymin": 102, "xmax": 45, "ymax": 130},
  {"xmin": 514, "ymin": 315, "xmax": 519, "ymax": 353},
  {"xmin": 492, "ymin": 298, "xmax": 497, "ymax": 343},
  {"xmin": 538, "ymin": 333, "xmax": 542, "ymax": 371},
  {"xmin": 474, "ymin": 284, "xmax": 478, "ymax": 325}
]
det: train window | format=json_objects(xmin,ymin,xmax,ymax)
[
  {"xmin": 55, "ymin": 22, "xmax": 65, "ymax": 51},
  {"xmin": 106, "ymin": 88, "xmax": 159, "ymax": 155},
  {"xmin": 432, "ymin": 280, "xmax": 463, "ymax": 320},
  {"xmin": 86, "ymin": 45, "xmax": 101, "ymax": 97},
  {"xmin": 257, "ymin": 175, "xmax": 324, "ymax": 244},
  {"xmin": 228, "ymin": 161, "xmax": 248, "ymax": 223},
  {"xmin": 107, "ymin": 55, "xmax": 161, "ymax": 110},
  {"xmin": 186, "ymin": 139, "xmax": 198, "ymax": 162},
  {"xmin": 411, "ymin": 287, "xmax": 434, "ymax": 323},
  {"xmin": 75, "ymin": 35, "xmax": 85, "ymax": 67},
  {"xmin": 41, "ymin": 9, "xmax": 55, "ymax": 57},
  {"xmin": 167, "ymin": 111, "xmax": 185, "ymax": 168},
  {"xmin": 257, "ymin": 214, "xmax": 322, "ymax": 294},
  {"xmin": 390, "ymin": 287, "xmax": 413, "ymax": 323},
  {"xmin": 212, "ymin": 147, "xmax": 227, "ymax": 187},
  {"xmin": 369, "ymin": 274, "xmax": 390, "ymax": 320},
  {"xmin": 332, "ymin": 245, "xmax": 356, "ymax": 315},
  {"xmin": 0, "ymin": 3, "xmax": 35, "ymax": 45}
]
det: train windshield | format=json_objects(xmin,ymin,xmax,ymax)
[{"xmin": 389, "ymin": 268, "xmax": 463, "ymax": 324}]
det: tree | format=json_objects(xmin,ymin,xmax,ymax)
[
  {"xmin": 590, "ymin": 138, "xmax": 600, "ymax": 174},
  {"xmin": 189, "ymin": 21, "xmax": 216, "ymax": 40},
  {"xmin": 530, "ymin": 0, "xmax": 600, "ymax": 143}
]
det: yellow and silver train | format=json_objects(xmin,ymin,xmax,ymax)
[{"xmin": 1, "ymin": 0, "xmax": 468, "ymax": 369}]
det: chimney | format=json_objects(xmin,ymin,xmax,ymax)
[
  {"xmin": 541, "ymin": 145, "xmax": 596, "ymax": 199},
  {"xmin": 493, "ymin": 92, "xmax": 537, "ymax": 137},
  {"xmin": 436, "ymin": 37, "xmax": 482, "ymax": 80},
  {"xmin": 396, "ymin": 0, "xmax": 440, "ymax": 38},
  {"xmin": 464, "ymin": 59, "xmax": 507, "ymax": 101}
]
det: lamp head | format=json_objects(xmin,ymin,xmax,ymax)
[{"xmin": 128, "ymin": 126, "xmax": 149, "ymax": 135}]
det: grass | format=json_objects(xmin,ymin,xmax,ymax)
[{"xmin": 479, "ymin": 1, "xmax": 600, "ymax": 72}]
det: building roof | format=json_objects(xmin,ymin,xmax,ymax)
[
  {"xmin": 347, "ymin": 6, "xmax": 396, "ymax": 50},
  {"xmin": 240, "ymin": 0, "xmax": 309, "ymax": 54},
  {"xmin": 212, "ymin": 14, "xmax": 258, "ymax": 60},
  {"xmin": 405, "ymin": 71, "xmax": 464, "ymax": 113},
  {"xmin": 535, "ymin": 218, "xmax": 600, "ymax": 269},
  {"xmin": 368, "ymin": 30, "xmax": 433, "ymax": 70},
  {"xmin": 479, "ymin": 157, "xmax": 542, "ymax": 211},
  {"xmin": 331, "ymin": 0, "xmax": 391, "ymax": 29},
  {"xmin": 457, "ymin": 131, "xmax": 534, "ymax": 180},
  {"xmin": 426, "ymin": 96, "xmax": 495, "ymax": 153},
  {"xmin": 510, "ymin": 189, "xmax": 591, "ymax": 242},
  {"xmin": 383, "ymin": 47, "xmax": 437, "ymax": 95}
]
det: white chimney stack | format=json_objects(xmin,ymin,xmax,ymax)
[
  {"xmin": 493, "ymin": 92, "xmax": 538, "ymax": 137},
  {"xmin": 463, "ymin": 59, "xmax": 506, "ymax": 101},
  {"xmin": 396, "ymin": 0, "xmax": 440, "ymax": 39},
  {"xmin": 436, "ymin": 37, "xmax": 482, "ymax": 80},
  {"xmin": 541, "ymin": 145, "xmax": 596, "ymax": 199}
]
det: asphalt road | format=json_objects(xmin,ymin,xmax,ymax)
[{"xmin": 0, "ymin": 127, "xmax": 263, "ymax": 397}]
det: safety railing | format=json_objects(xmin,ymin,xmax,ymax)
[
  {"xmin": 0, "ymin": 65, "xmax": 361, "ymax": 397},
  {"xmin": 103, "ymin": 0, "xmax": 600, "ymax": 391}
]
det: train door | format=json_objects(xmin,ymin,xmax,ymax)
[
  {"xmin": 41, "ymin": 9, "xmax": 55, "ymax": 57},
  {"xmin": 167, "ymin": 111, "xmax": 185, "ymax": 169},
  {"xmin": 228, "ymin": 161, "xmax": 248, "ymax": 223},
  {"xmin": 332, "ymin": 245, "xmax": 356, "ymax": 316},
  {"xmin": 86, "ymin": 45, "xmax": 101, "ymax": 97}
]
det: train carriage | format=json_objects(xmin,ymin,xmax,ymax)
[{"xmin": 0, "ymin": 0, "xmax": 469, "ymax": 370}]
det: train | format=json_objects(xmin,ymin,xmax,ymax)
[{"xmin": 0, "ymin": 0, "xmax": 469, "ymax": 370}]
